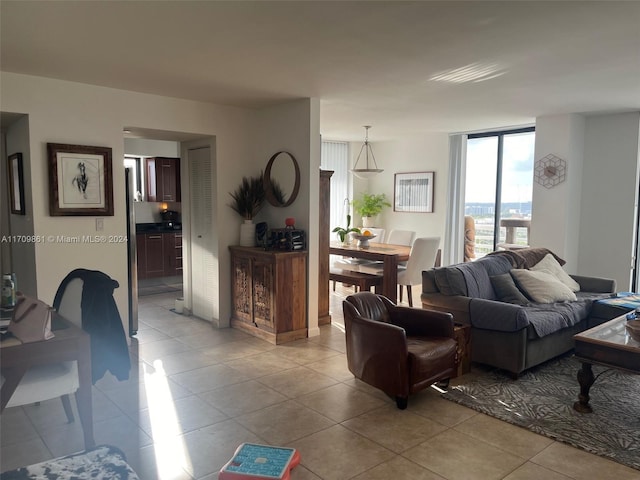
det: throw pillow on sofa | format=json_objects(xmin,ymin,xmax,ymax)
[
  {"xmin": 510, "ymin": 269, "xmax": 578, "ymax": 303},
  {"xmin": 530, "ymin": 253, "xmax": 580, "ymax": 292},
  {"xmin": 490, "ymin": 273, "xmax": 530, "ymax": 305}
]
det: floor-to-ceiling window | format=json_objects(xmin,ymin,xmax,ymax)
[{"xmin": 465, "ymin": 127, "xmax": 535, "ymax": 257}]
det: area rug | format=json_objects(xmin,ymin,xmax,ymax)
[{"xmin": 444, "ymin": 355, "xmax": 640, "ymax": 471}]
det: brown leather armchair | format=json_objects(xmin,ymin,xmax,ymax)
[{"xmin": 343, "ymin": 292, "xmax": 458, "ymax": 409}]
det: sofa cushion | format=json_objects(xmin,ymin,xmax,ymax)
[
  {"xmin": 530, "ymin": 253, "xmax": 580, "ymax": 292},
  {"xmin": 490, "ymin": 273, "xmax": 529, "ymax": 305},
  {"xmin": 433, "ymin": 267, "xmax": 468, "ymax": 296},
  {"xmin": 511, "ymin": 269, "xmax": 577, "ymax": 303}
]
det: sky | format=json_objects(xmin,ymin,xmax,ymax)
[{"xmin": 465, "ymin": 131, "xmax": 535, "ymax": 204}]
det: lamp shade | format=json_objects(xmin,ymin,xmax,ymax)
[{"xmin": 350, "ymin": 126, "xmax": 383, "ymax": 178}]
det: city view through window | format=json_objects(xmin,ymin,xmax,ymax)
[{"xmin": 465, "ymin": 129, "xmax": 535, "ymax": 258}]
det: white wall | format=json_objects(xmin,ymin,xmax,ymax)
[
  {"xmin": 352, "ymin": 133, "xmax": 450, "ymax": 246},
  {"xmin": 530, "ymin": 114, "xmax": 585, "ymax": 270},
  {"xmin": 251, "ymin": 99, "xmax": 321, "ymax": 336},
  {"xmin": 532, "ymin": 112, "xmax": 640, "ymax": 289},
  {"xmin": 0, "ymin": 72, "xmax": 257, "ymax": 330},
  {"xmin": 578, "ymin": 112, "xmax": 640, "ymax": 289}
]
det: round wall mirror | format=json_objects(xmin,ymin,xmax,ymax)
[{"xmin": 264, "ymin": 151, "xmax": 300, "ymax": 207}]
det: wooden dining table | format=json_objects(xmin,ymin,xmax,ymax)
[
  {"xmin": 329, "ymin": 241, "xmax": 411, "ymax": 303},
  {"xmin": 1, "ymin": 313, "xmax": 95, "ymax": 449}
]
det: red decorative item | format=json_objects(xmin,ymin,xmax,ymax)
[{"xmin": 285, "ymin": 217, "xmax": 295, "ymax": 228}]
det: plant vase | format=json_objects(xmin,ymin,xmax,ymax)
[
  {"xmin": 240, "ymin": 219, "xmax": 256, "ymax": 247},
  {"xmin": 362, "ymin": 216, "xmax": 375, "ymax": 228}
]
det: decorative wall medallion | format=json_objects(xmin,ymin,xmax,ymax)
[{"xmin": 534, "ymin": 154, "xmax": 566, "ymax": 189}]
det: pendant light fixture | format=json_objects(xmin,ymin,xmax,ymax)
[{"xmin": 350, "ymin": 125, "xmax": 383, "ymax": 179}]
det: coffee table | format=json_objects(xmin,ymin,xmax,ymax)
[{"xmin": 573, "ymin": 314, "xmax": 640, "ymax": 413}]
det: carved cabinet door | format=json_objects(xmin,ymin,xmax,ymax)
[
  {"xmin": 232, "ymin": 254, "xmax": 252, "ymax": 322},
  {"xmin": 251, "ymin": 257, "xmax": 275, "ymax": 331}
]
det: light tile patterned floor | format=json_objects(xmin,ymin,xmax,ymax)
[{"xmin": 2, "ymin": 286, "xmax": 639, "ymax": 479}]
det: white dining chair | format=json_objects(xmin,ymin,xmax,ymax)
[
  {"xmin": 3, "ymin": 276, "xmax": 84, "ymax": 422},
  {"xmin": 397, "ymin": 237, "xmax": 441, "ymax": 306},
  {"xmin": 362, "ymin": 228, "xmax": 385, "ymax": 243},
  {"xmin": 386, "ymin": 230, "xmax": 416, "ymax": 246}
]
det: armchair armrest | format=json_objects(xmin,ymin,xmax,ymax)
[
  {"xmin": 570, "ymin": 275, "xmax": 616, "ymax": 293},
  {"xmin": 383, "ymin": 301, "xmax": 454, "ymax": 338}
]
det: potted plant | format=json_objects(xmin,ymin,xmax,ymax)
[
  {"xmin": 228, "ymin": 173, "xmax": 266, "ymax": 246},
  {"xmin": 332, "ymin": 214, "xmax": 360, "ymax": 244},
  {"xmin": 352, "ymin": 193, "xmax": 391, "ymax": 227}
]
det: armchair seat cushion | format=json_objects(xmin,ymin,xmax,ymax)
[{"xmin": 407, "ymin": 337, "xmax": 457, "ymax": 383}]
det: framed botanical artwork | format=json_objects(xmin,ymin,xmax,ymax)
[
  {"xmin": 7, "ymin": 152, "xmax": 25, "ymax": 215},
  {"xmin": 47, "ymin": 143, "xmax": 114, "ymax": 216},
  {"xmin": 394, "ymin": 171, "xmax": 434, "ymax": 213}
]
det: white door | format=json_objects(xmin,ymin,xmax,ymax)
[{"xmin": 188, "ymin": 146, "xmax": 216, "ymax": 321}]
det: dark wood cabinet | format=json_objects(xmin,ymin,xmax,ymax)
[
  {"xmin": 319, "ymin": 170, "xmax": 333, "ymax": 325},
  {"xmin": 230, "ymin": 246, "xmax": 307, "ymax": 344},
  {"xmin": 136, "ymin": 232, "xmax": 182, "ymax": 278},
  {"xmin": 146, "ymin": 157, "xmax": 181, "ymax": 202}
]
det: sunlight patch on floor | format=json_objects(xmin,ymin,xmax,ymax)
[{"xmin": 144, "ymin": 360, "xmax": 192, "ymax": 479}]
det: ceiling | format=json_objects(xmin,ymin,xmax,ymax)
[{"xmin": 1, "ymin": 1, "xmax": 639, "ymax": 141}]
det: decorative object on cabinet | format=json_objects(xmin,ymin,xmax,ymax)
[
  {"xmin": 255, "ymin": 222, "xmax": 269, "ymax": 249},
  {"xmin": 394, "ymin": 171, "xmax": 434, "ymax": 213},
  {"xmin": 350, "ymin": 126, "xmax": 383, "ymax": 179},
  {"xmin": 7, "ymin": 152, "xmax": 25, "ymax": 215},
  {"xmin": 267, "ymin": 228, "xmax": 306, "ymax": 251},
  {"xmin": 47, "ymin": 143, "xmax": 113, "ymax": 216},
  {"xmin": 352, "ymin": 193, "xmax": 391, "ymax": 227},
  {"xmin": 332, "ymin": 214, "xmax": 360, "ymax": 244},
  {"xmin": 145, "ymin": 157, "xmax": 181, "ymax": 202},
  {"xmin": 264, "ymin": 151, "xmax": 300, "ymax": 207},
  {"xmin": 229, "ymin": 173, "xmax": 266, "ymax": 247},
  {"xmin": 230, "ymin": 246, "xmax": 307, "ymax": 344},
  {"xmin": 534, "ymin": 154, "xmax": 566, "ymax": 189},
  {"xmin": 285, "ymin": 217, "xmax": 296, "ymax": 228}
]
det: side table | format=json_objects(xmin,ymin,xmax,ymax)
[{"xmin": 453, "ymin": 324, "xmax": 471, "ymax": 378}]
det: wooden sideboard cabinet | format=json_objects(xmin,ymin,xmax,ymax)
[{"xmin": 230, "ymin": 246, "xmax": 307, "ymax": 344}]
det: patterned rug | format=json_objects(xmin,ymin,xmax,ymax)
[{"xmin": 443, "ymin": 355, "xmax": 640, "ymax": 471}]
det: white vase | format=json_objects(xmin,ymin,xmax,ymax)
[
  {"xmin": 240, "ymin": 220, "xmax": 256, "ymax": 246},
  {"xmin": 362, "ymin": 216, "xmax": 375, "ymax": 228}
]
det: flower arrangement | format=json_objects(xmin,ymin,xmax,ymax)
[
  {"xmin": 228, "ymin": 173, "xmax": 266, "ymax": 220},
  {"xmin": 332, "ymin": 214, "xmax": 361, "ymax": 243}
]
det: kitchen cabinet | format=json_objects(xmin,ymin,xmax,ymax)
[
  {"xmin": 146, "ymin": 157, "xmax": 181, "ymax": 202},
  {"xmin": 136, "ymin": 232, "xmax": 182, "ymax": 278},
  {"xmin": 230, "ymin": 246, "xmax": 307, "ymax": 344}
]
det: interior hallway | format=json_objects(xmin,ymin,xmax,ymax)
[{"xmin": 1, "ymin": 286, "xmax": 638, "ymax": 479}]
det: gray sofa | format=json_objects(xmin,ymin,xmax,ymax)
[{"xmin": 421, "ymin": 250, "xmax": 616, "ymax": 377}]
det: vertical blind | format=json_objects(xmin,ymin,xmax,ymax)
[{"xmin": 320, "ymin": 141, "xmax": 350, "ymax": 233}]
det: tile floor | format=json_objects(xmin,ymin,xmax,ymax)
[{"xmin": 2, "ymin": 287, "xmax": 640, "ymax": 479}]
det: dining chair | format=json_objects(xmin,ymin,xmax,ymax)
[
  {"xmin": 398, "ymin": 237, "xmax": 441, "ymax": 306},
  {"xmin": 362, "ymin": 227, "xmax": 385, "ymax": 243},
  {"xmin": 386, "ymin": 229, "xmax": 416, "ymax": 246},
  {"xmin": 3, "ymin": 276, "xmax": 84, "ymax": 422}
]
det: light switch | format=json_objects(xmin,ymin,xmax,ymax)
[{"xmin": 96, "ymin": 218, "xmax": 104, "ymax": 231}]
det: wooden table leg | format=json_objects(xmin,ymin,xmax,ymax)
[
  {"xmin": 382, "ymin": 256, "xmax": 399, "ymax": 303},
  {"xmin": 75, "ymin": 335, "xmax": 95, "ymax": 448},
  {"xmin": 573, "ymin": 361, "xmax": 595, "ymax": 413}
]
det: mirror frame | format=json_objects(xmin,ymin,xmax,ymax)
[{"xmin": 264, "ymin": 151, "xmax": 301, "ymax": 207}]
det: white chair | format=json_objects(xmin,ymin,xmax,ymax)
[
  {"xmin": 386, "ymin": 230, "xmax": 416, "ymax": 246},
  {"xmin": 398, "ymin": 237, "xmax": 441, "ymax": 307},
  {"xmin": 363, "ymin": 227, "xmax": 385, "ymax": 243},
  {"xmin": 3, "ymin": 277, "xmax": 84, "ymax": 422}
]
